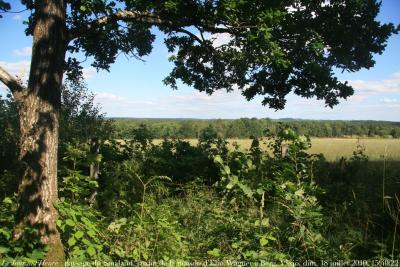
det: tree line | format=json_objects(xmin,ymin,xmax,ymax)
[{"xmin": 114, "ymin": 118, "xmax": 400, "ymax": 139}]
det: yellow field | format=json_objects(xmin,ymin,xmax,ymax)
[{"xmin": 154, "ymin": 138, "xmax": 400, "ymax": 161}]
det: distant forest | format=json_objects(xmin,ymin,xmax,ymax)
[{"xmin": 112, "ymin": 118, "xmax": 400, "ymax": 139}]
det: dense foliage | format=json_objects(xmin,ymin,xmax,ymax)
[
  {"xmin": 1, "ymin": 83, "xmax": 399, "ymax": 263},
  {"xmin": 0, "ymin": 80, "xmax": 113, "ymax": 199},
  {"xmin": 0, "ymin": 94, "xmax": 19, "ymax": 199},
  {"xmin": 1, "ymin": 118, "xmax": 399, "ymax": 263},
  {"xmin": 114, "ymin": 118, "xmax": 400, "ymax": 139},
  {"xmin": 60, "ymin": 79, "xmax": 115, "ymax": 146}
]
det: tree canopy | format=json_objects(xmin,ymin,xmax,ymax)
[{"xmin": 15, "ymin": 0, "xmax": 396, "ymax": 109}]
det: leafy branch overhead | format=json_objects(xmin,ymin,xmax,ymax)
[{"xmin": 12, "ymin": 0, "xmax": 397, "ymax": 109}]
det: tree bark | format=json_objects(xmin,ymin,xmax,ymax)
[
  {"xmin": 89, "ymin": 137, "xmax": 100, "ymax": 206},
  {"xmin": 13, "ymin": 0, "xmax": 67, "ymax": 264}
]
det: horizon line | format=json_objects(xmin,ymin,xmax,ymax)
[{"xmin": 105, "ymin": 117, "xmax": 400, "ymax": 123}]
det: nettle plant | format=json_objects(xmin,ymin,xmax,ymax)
[
  {"xmin": 213, "ymin": 127, "xmax": 327, "ymax": 261},
  {"xmin": 59, "ymin": 144, "xmax": 100, "ymax": 204},
  {"xmin": 0, "ymin": 196, "xmax": 47, "ymax": 263},
  {"xmin": 266, "ymin": 128, "xmax": 327, "ymax": 260},
  {"xmin": 56, "ymin": 200, "xmax": 111, "ymax": 262}
]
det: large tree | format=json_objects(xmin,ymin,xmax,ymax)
[{"xmin": 0, "ymin": 0, "xmax": 397, "ymax": 263}]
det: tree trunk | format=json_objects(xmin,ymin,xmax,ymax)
[
  {"xmin": 89, "ymin": 137, "xmax": 100, "ymax": 206},
  {"xmin": 13, "ymin": 0, "xmax": 66, "ymax": 264}
]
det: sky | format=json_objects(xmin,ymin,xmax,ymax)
[{"xmin": 0, "ymin": 1, "xmax": 399, "ymax": 121}]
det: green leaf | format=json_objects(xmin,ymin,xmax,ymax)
[
  {"xmin": 2, "ymin": 197, "xmax": 12, "ymax": 204},
  {"xmin": 231, "ymin": 243, "xmax": 239, "ymax": 249},
  {"xmin": 81, "ymin": 217, "xmax": 94, "ymax": 228},
  {"xmin": 259, "ymin": 237, "xmax": 268, "ymax": 246},
  {"xmin": 87, "ymin": 230, "xmax": 96, "ymax": 238},
  {"xmin": 213, "ymin": 155, "xmax": 223, "ymax": 165},
  {"xmin": 68, "ymin": 237, "xmax": 76, "ymax": 247},
  {"xmin": 261, "ymin": 218, "xmax": 270, "ymax": 227},
  {"xmin": 0, "ymin": 246, "xmax": 10, "ymax": 254},
  {"xmin": 223, "ymin": 165, "xmax": 230, "ymax": 175},
  {"xmin": 238, "ymin": 183, "xmax": 253, "ymax": 198},
  {"xmin": 13, "ymin": 246, "xmax": 23, "ymax": 253},
  {"xmin": 82, "ymin": 238, "xmax": 91, "ymax": 246},
  {"xmin": 87, "ymin": 246, "xmax": 96, "ymax": 256},
  {"xmin": 207, "ymin": 248, "xmax": 220, "ymax": 257},
  {"xmin": 75, "ymin": 231, "xmax": 84, "ymax": 239},
  {"xmin": 28, "ymin": 249, "xmax": 45, "ymax": 260},
  {"xmin": 226, "ymin": 182, "xmax": 235, "ymax": 189},
  {"xmin": 0, "ymin": 228, "xmax": 11, "ymax": 239},
  {"xmin": 294, "ymin": 188, "xmax": 305, "ymax": 197},
  {"xmin": 65, "ymin": 219, "xmax": 75, "ymax": 227}
]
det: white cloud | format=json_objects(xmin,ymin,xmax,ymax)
[
  {"xmin": 92, "ymin": 83, "xmax": 400, "ymax": 121},
  {"xmin": 13, "ymin": 46, "xmax": 32, "ymax": 57},
  {"xmin": 347, "ymin": 71, "xmax": 400, "ymax": 94},
  {"xmin": 0, "ymin": 61, "xmax": 30, "ymax": 90},
  {"xmin": 197, "ymin": 30, "xmax": 232, "ymax": 48},
  {"xmin": 82, "ymin": 67, "xmax": 96, "ymax": 79},
  {"xmin": 210, "ymin": 32, "xmax": 232, "ymax": 48},
  {"xmin": 94, "ymin": 89, "xmax": 268, "ymax": 118},
  {"xmin": 95, "ymin": 92, "xmax": 126, "ymax": 102},
  {"xmin": 381, "ymin": 97, "xmax": 397, "ymax": 103},
  {"xmin": 0, "ymin": 60, "xmax": 30, "ymax": 79},
  {"xmin": 0, "ymin": 61, "xmax": 97, "ymax": 91},
  {"xmin": 346, "ymin": 95, "xmax": 367, "ymax": 103}
]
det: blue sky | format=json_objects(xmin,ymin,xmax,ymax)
[{"xmin": 0, "ymin": 1, "xmax": 399, "ymax": 120}]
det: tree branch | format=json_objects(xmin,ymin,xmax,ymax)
[
  {"xmin": 174, "ymin": 28, "xmax": 204, "ymax": 44},
  {"xmin": 68, "ymin": 9, "xmax": 173, "ymax": 41},
  {"xmin": 68, "ymin": 9, "xmax": 232, "ymax": 42},
  {"xmin": 0, "ymin": 8, "xmax": 28, "ymax": 14},
  {"xmin": 0, "ymin": 65, "xmax": 26, "ymax": 98}
]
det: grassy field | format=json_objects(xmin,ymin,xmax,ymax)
[
  {"xmin": 154, "ymin": 138, "xmax": 400, "ymax": 161},
  {"xmin": 308, "ymin": 138, "xmax": 400, "ymax": 161}
]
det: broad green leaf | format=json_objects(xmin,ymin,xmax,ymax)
[
  {"xmin": 65, "ymin": 219, "xmax": 75, "ymax": 227},
  {"xmin": 223, "ymin": 165, "xmax": 230, "ymax": 175},
  {"xmin": 213, "ymin": 155, "xmax": 223, "ymax": 165},
  {"xmin": 82, "ymin": 238, "xmax": 91, "ymax": 246},
  {"xmin": 238, "ymin": 183, "xmax": 253, "ymax": 198},
  {"xmin": 87, "ymin": 230, "xmax": 96, "ymax": 238},
  {"xmin": 260, "ymin": 237, "xmax": 268, "ymax": 246},
  {"xmin": 75, "ymin": 231, "xmax": 84, "ymax": 239},
  {"xmin": 0, "ymin": 246, "xmax": 10, "ymax": 254},
  {"xmin": 68, "ymin": 237, "xmax": 76, "ymax": 247},
  {"xmin": 207, "ymin": 248, "xmax": 220, "ymax": 257},
  {"xmin": 295, "ymin": 189, "xmax": 305, "ymax": 197},
  {"xmin": 13, "ymin": 246, "xmax": 23, "ymax": 253},
  {"xmin": 0, "ymin": 228, "xmax": 11, "ymax": 239},
  {"xmin": 261, "ymin": 218, "xmax": 270, "ymax": 227},
  {"xmin": 28, "ymin": 249, "xmax": 45, "ymax": 260},
  {"xmin": 226, "ymin": 182, "xmax": 235, "ymax": 189},
  {"xmin": 2, "ymin": 197, "xmax": 12, "ymax": 204},
  {"xmin": 87, "ymin": 246, "xmax": 96, "ymax": 256}
]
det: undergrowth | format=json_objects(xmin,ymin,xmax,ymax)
[{"xmin": 0, "ymin": 126, "xmax": 399, "ymax": 264}]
